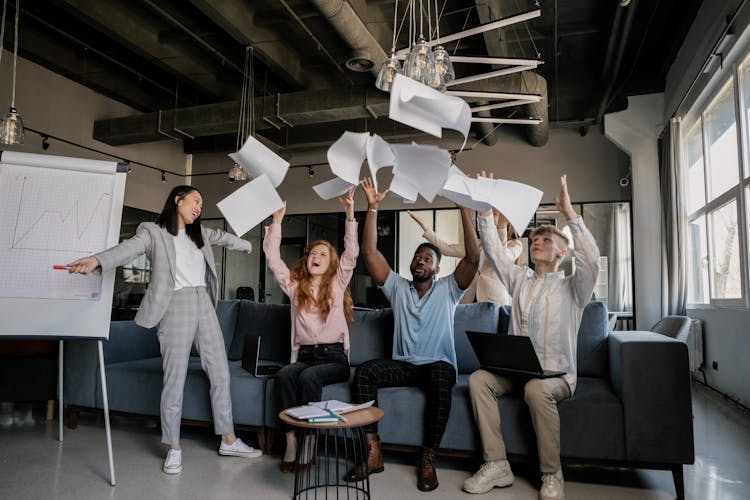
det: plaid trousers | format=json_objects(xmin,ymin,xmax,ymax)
[{"xmin": 352, "ymin": 358, "xmax": 456, "ymax": 449}]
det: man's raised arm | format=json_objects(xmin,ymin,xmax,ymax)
[
  {"xmin": 452, "ymin": 206, "xmax": 480, "ymax": 289},
  {"xmin": 360, "ymin": 177, "xmax": 391, "ymax": 286}
]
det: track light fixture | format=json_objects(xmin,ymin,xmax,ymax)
[
  {"xmin": 161, "ymin": 171, "xmax": 166, "ymax": 183},
  {"xmin": 308, "ymin": 166, "xmax": 315, "ymax": 178},
  {"xmin": 41, "ymin": 135, "xmax": 50, "ymax": 150}
]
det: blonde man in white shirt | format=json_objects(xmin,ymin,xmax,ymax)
[
  {"xmin": 407, "ymin": 209, "xmax": 523, "ymax": 305},
  {"xmin": 463, "ymin": 174, "xmax": 599, "ymax": 500}
]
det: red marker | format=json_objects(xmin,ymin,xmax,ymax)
[{"xmin": 53, "ymin": 265, "xmax": 71, "ymax": 270}]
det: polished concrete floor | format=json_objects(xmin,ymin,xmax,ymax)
[{"xmin": 0, "ymin": 382, "xmax": 748, "ymax": 500}]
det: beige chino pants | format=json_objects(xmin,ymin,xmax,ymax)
[{"xmin": 468, "ymin": 369, "xmax": 571, "ymax": 473}]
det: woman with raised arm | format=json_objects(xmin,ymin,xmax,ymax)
[
  {"xmin": 66, "ymin": 185, "xmax": 262, "ymax": 475},
  {"xmin": 407, "ymin": 208, "xmax": 522, "ymax": 305},
  {"xmin": 263, "ymin": 186, "xmax": 359, "ymax": 472}
]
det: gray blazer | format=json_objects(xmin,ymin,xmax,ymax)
[{"xmin": 95, "ymin": 222, "xmax": 252, "ymax": 328}]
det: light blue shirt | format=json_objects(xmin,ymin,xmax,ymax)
[{"xmin": 380, "ymin": 270, "xmax": 465, "ymax": 368}]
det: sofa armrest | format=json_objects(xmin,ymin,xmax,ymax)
[
  {"xmin": 608, "ymin": 330, "xmax": 694, "ymax": 465},
  {"xmin": 103, "ymin": 321, "xmax": 160, "ymax": 364}
]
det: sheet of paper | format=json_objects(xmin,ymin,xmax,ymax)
[
  {"xmin": 228, "ymin": 135, "xmax": 289, "ymax": 187},
  {"xmin": 216, "ymin": 174, "xmax": 283, "ymax": 237},
  {"xmin": 466, "ymin": 177, "xmax": 543, "ymax": 235},
  {"xmin": 327, "ymin": 131, "xmax": 368, "ymax": 185},
  {"xmin": 439, "ymin": 166, "xmax": 492, "ymax": 212},
  {"xmin": 366, "ymin": 134, "xmax": 394, "ymax": 190},
  {"xmin": 312, "ymin": 177, "xmax": 355, "ymax": 200},
  {"xmin": 389, "ymin": 74, "xmax": 471, "ymax": 143},
  {"xmin": 391, "ymin": 143, "xmax": 452, "ymax": 203},
  {"xmin": 389, "ymin": 174, "xmax": 418, "ymax": 203}
]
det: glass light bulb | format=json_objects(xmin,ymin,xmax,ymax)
[
  {"xmin": 432, "ymin": 46, "xmax": 455, "ymax": 92},
  {"xmin": 375, "ymin": 53, "xmax": 402, "ymax": 92}
]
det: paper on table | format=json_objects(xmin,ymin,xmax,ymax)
[
  {"xmin": 366, "ymin": 134, "xmax": 394, "ymax": 191},
  {"xmin": 309, "ymin": 400, "xmax": 375, "ymax": 414},
  {"xmin": 228, "ymin": 135, "xmax": 290, "ymax": 187},
  {"xmin": 312, "ymin": 177, "xmax": 355, "ymax": 200},
  {"xmin": 328, "ymin": 131, "xmax": 368, "ymax": 185},
  {"xmin": 391, "ymin": 143, "xmax": 452, "ymax": 203},
  {"xmin": 439, "ymin": 166, "xmax": 492, "ymax": 212},
  {"xmin": 467, "ymin": 177, "xmax": 543, "ymax": 235},
  {"xmin": 216, "ymin": 174, "xmax": 284, "ymax": 237},
  {"xmin": 389, "ymin": 74, "xmax": 471, "ymax": 145}
]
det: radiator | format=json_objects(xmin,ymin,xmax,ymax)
[{"xmin": 688, "ymin": 318, "xmax": 704, "ymax": 372}]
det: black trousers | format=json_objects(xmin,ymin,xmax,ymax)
[
  {"xmin": 352, "ymin": 358, "xmax": 457, "ymax": 449},
  {"xmin": 276, "ymin": 343, "xmax": 350, "ymax": 431}
]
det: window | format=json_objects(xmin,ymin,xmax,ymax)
[{"xmin": 683, "ymin": 54, "xmax": 750, "ymax": 307}]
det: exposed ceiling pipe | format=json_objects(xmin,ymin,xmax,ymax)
[
  {"xmin": 596, "ymin": 0, "xmax": 638, "ymax": 123},
  {"xmin": 309, "ymin": 0, "xmax": 388, "ymax": 77}
]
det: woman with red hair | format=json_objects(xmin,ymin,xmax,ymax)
[{"xmin": 263, "ymin": 186, "xmax": 359, "ymax": 472}]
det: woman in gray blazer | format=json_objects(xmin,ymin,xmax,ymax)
[{"xmin": 67, "ymin": 185, "xmax": 261, "ymax": 475}]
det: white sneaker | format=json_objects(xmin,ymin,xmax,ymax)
[
  {"xmin": 163, "ymin": 449, "xmax": 182, "ymax": 474},
  {"xmin": 219, "ymin": 437, "xmax": 263, "ymax": 458},
  {"xmin": 539, "ymin": 470, "xmax": 564, "ymax": 500},
  {"xmin": 463, "ymin": 459, "xmax": 514, "ymax": 494}
]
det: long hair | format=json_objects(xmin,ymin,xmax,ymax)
[
  {"xmin": 155, "ymin": 185, "xmax": 204, "ymax": 248},
  {"xmin": 289, "ymin": 240, "xmax": 354, "ymax": 324}
]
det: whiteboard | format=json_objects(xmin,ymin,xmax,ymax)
[{"xmin": 0, "ymin": 151, "xmax": 126, "ymax": 339}]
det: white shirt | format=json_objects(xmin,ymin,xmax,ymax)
[
  {"xmin": 478, "ymin": 214, "xmax": 600, "ymax": 394},
  {"xmin": 173, "ymin": 229, "xmax": 206, "ymax": 290}
]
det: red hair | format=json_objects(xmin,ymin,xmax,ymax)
[{"xmin": 289, "ymin": 240, "xmax": 354, "ymax": 324}]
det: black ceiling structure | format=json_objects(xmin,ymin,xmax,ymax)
[{"xmin": 1, "ymin": 0, "xmax": 702, "ymax": 159}]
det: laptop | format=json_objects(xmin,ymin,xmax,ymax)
[
  {"xmin": 241, "ymin": 336, "xmax": 282, "ymax": 377},
  {"xmin": 466, "ymin": 331, "xmax": 566, "ymax": 379}
]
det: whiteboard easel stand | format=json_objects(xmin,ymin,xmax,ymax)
[{"xmin": 58, "ymin": 339, "xmax": 116, "ymax": 486}]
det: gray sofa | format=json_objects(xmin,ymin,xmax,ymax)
[{"xmin": 64, "ymin": 299, "xmax": 694, "ymax": 498}]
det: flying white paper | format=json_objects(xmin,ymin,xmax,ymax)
[
  {"xmin": 327, "ymin": 131, "xmax": 368, "ymax": 185},
  {"xmin": 217, "ymin": 174, "xmax": 284, "ymax": 237},
  {"xmin": 312, "ymin": 177, "xmax": 356, "ymax": 200},
  {"xmin": 366, "ymin": 134, "xmax": 395, "ymax": 190},
  {"xmin": 389, "ymin": 74, "xmax": 471, "ymax": 145},
  {"xmin": 228, "ymin": 135, "xmax": 289, "ymax": 187},
  {"xmin": 467, "ymin": 176, "xmax": 543, "ymax": 235},
  {"xmin": 439, "ymin": 166, "xmax": 492, "ymax": 212},
  {"xmin": 391, "ymin": 143, "xmax": 452, "ymax": 203},
  {"xmin": 389, "ymin": 175, "xmax": 419, "ymax": 203}
]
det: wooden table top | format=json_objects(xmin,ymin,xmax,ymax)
[{"xmin": 279, "ymin": 406, "xmax": 384, "ymax": 429}]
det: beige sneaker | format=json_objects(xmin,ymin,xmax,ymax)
[
  {"xmin": 463, "ymin": 459, "xmax": 514, "ymax": 494},
  {"xmin": 539, "ymin": 470, "xmax": 564, "ymax": 500}
]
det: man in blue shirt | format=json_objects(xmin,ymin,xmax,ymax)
[{"xmin": 345, "ymin": 177, "xmax": 479, "ymax": 491}]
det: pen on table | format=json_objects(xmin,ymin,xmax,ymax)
[{"xmin": 52, "ymin": 265, "xmax": 71, "ymax": 270}]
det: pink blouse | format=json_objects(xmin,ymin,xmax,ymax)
[{"xmin": 263, "ymin": 220, "xmax": 359, "ymax": 362}]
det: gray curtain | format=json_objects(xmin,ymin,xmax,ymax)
[{"xmin": 658, "ymin": 118, "xmax": 688, "ymax": 315}]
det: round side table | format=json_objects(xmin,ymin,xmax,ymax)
[{"xmin": 280, "ymin": 406, "xmax": 384, "ymax": 499}]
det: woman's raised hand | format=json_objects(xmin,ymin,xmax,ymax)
[
  {"xmin": 272, "ymin": 201, "xmax": 287, "ymax": 224},
  {"xmin": 338, "ymin": 186, "xmax": 356, "ymax": 220},
  {"xmin": 360, "ymin": 177, "xmax": 388, "ymax": 207},
  {"xmin": 66, "ymin": 256, "xmax": 100, "ymax": 275},
  {"xmin": 407, "ymin": 210, "xmax": 428, "ymax": 232}
]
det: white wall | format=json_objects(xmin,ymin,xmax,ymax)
[
  {"xmin": 605, "ymin": 94, "xmax": 665, "ymax": 330},
  {"xmin": 0, "ymin": 51, "xmax": 187, "ymax": 213}
]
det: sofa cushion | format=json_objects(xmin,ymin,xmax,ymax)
[
  {"xmin": 229, "ymin": 301, "xmax": 291, "ymax": 362},
  {"xmin": 454, "ymin": 301, "xmax": 500, "ymax": 374},
  {"xmin": 349, "ymin": 308, "xmax": 393, "ymax": 366},
  {"xmin": 576, "ymin": 301, "xmax": 610, "ymax": 378},
  {"xmin": 498, "ymin": 305, "xmax": 512, "ymax": 334}
]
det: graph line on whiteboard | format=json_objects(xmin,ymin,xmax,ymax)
[{"xmin": 11, "ymin": 176, "xmax": 112, "ymax": 253}]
